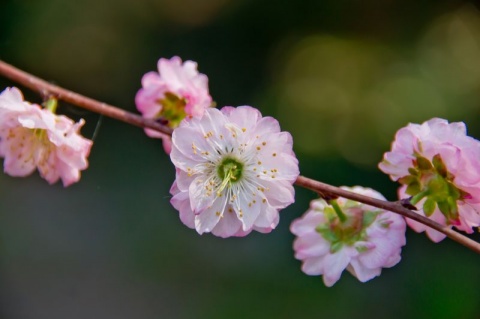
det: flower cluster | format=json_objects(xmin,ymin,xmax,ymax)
[
  {"xmin": 169, "ymin": 106, "xmax": 299, "ymax": 237},
  {"xmin": 135, "ymin": 56, "xmax": 212, "ymax": 153},
  {"xmin": 0, "ymin": 87, "xmax": 92, "ymax": 186},
  {"xmin": 290, "ymin": 186, "xmax": 406, "ymax": 287},
  {"xmin": 379, "ymin": 118, "xmax": 480, "ymax": 242}
]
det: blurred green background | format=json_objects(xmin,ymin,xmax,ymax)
[{"xmin": 1, "ymin": 0, "xmax": 480, "ymax": 318}]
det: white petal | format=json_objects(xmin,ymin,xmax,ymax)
[
  {"xmin": 322, "ymin": 251, "xmax": 350, "ymax": 287},
  {"xmin": 254, "ymin": 204, "xmax": 279, "ymax": 229},
  {"xmin": 234, "ymin": 184, "xmax": 262, "ymax": 231},
  {"xmin": 347, "ymin": 260, "xmax": 381, "ymax": 282},
  {"xmin": 293, "ymin": 232, "xmax": 330, "ymax": 259},
  {"xmin": 223, "ymin": 106, "xmax": 261, "ymax": 133},
  {"xmin": 301, "ymin": 256, "xmax": 325, "ymax": 276},
  {"xmin": 194, "ymin": 197, "xmax": 226, "ymax": 234},
  {"xmin": 188, "ymin": 176, "xmax": 217, "ymax": 214},
  {"xmin": 2, "ymin": 127, "xmax": 37, "ymax": 176},
  {"xmin": 252, "ymin": 116, "xmax": 281, "ymax": 137},
  {"xmin": 211, "ymin": 204, "xmax": 243, "ymax": 238},
  {"xmin": 258, "ymin": 180, "xmax": 295, "ymax": 209},
  {"xmin": 290, "ymin": 210, "xmax": 324, "ymax": 236}
]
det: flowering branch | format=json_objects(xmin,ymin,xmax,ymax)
[
  {"xmin": 1, "ymin": 59, "xmax": 479, "ymax": 254},
  {"xmin": 295, "ymin": 176, "xmax": 480, "ymax": 253}
]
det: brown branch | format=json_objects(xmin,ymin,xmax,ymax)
[
  {"xmin": 0, "ymin": 60, "xmax": 172, "ymax": 138},
  {"xmin": 1, "ymin": 59, "xmax": 479, "ymax": 254},
  {"xmin": 295, "ymin": 176, "xmax": 480, "ymax": 254}
]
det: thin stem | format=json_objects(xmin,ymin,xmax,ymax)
[
  {"xmin": 43, "ymin": 97, "xmax": 58, "ymax": 113},
  {"xmin": 1, "ymin": 59, "xmax": 479, "ymax": 254},
  {"xmin": 410, "ymin": 189, "xmax": 429, "ymax": 205},
  {"xmin": 329, "ymin": 199, "xmax": 347, "ymax": 223}
]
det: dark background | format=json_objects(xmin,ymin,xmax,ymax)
[{"xmin": 1, "ymin": 0, "xmax": 479, "ymax": 318}]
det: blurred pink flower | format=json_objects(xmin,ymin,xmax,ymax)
[
  {"xmin": 379, "ymin": 118, "xmax": 480, "ymax": 242},
  {"xmin": 170, "ymin": 106, "xmax": 299, "ymax": 237},
  {"xmin": 290, "ymin": 186, "xmax": 406, "ymax": 287},
  {"xmin": 0, "ymin": 87, "xmax": 92, "ymax": 187},
  {"xmin": 135, "ymin": 56, "xmax": 212, "ymax": 153}
]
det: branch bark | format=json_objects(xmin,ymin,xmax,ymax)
[{"xmin": 1, "ymin": 60, "xmax": 479, "ymax": 254}]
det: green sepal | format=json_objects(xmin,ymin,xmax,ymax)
[
  {"xmin": 417, "ymin": 156, "xmax": 433, "ymax": 170},
  {"xmin": 437, "ymin": 200, "xmax": 450, "ymax": 217},
  {"xmin": 408, "ymin": 167, "xmax": 419, "ymax": 176},
  {"xmin": 380, "ymin": 220, "xmax": 393, "ymax": 228},
  {"xmin": 432, "ymin": 154, "xmax": 447, "ymax": 177},
  {"xmin": 446, "ymin": 197, "xmax": 459, "ymax": 220},
  {"xmin": 355, "ymin": 245, "xmax": 369, "ymax": 253},
  {"xmin": 343, "ymin": 200, "xmax": 358, "ymax": 209},
  {"xmin": 423, "ymin": 198, "xmax": 436, "ymax": 217},
  {"xmin": 316, "ymin": 225, "xmax": 339, "ymax": 243},
  {"xmin": 398, "ymin": 175, "xmax": 417, "ymax": 185},
  {"xmin": 323, "ymin": 207, "xmax": 337, "ymax": 223},
  {"xmin": 428, "ymin": 174, "xmax": 449, "ymax": 196},
  {"xmin": 330, "ymin": 241, "xmax": 343, "ymax": 254},
  {"xmin": 406, "ymin": 182, "xmax": 421, "ymax": 196},
  {"xmin": 447, "ymin": 182, "xmax": 461, "ymax": 200},
  {"xmin": 362, "ymin": 211, "xmax": 379, "ymax": 228}
]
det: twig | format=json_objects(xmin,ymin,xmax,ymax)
[
  {"xmin": 1, "ymin": 59, "xmax": 479, "ymax": 254},
  {"xmin": 0, "ymin": 60, "xmax": 172, "ymax": 138},
  {"xmin": 295, "ymin": 176, "xmax": 480, "ymax": 254}
]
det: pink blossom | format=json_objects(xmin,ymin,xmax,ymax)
[
  {"xmin": 290, "ymin": 186, "xmax": 406, "ymax": 287},
  {"xmin": 379, "ymin": 118, "xmax": 480, "ymax": 242},
  {"xmin": 0, "ymin": 87, "xmax": 92, "ymax": 186},
  {"xmin": 169, "ymin": 106, "xmax": 299, "ymax": 237},
  {"xmin": 135, "ymin": 56, "xmax": 212, "ymax": 152}
]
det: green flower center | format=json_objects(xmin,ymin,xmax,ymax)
[
  {"xmin": 157, "ymin": 92, "xmax": 187, "ymax": 127},
  {"xmin": 399, "ymin": 154, "xmax": 467, "ymax": 223},
  {"xmin": 217, "ymin": 157, "xmax": 244, "ymax": 184}
]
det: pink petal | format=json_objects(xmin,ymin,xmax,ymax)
[
  {"xmin": 194, "ymin": 197, "xmax": 226, "ymax": 234},
  {"xmin": 290, "ymin": 210, "xmax": 325, "ymax": 236},
  {"xmin": 301, "ymin": 256, "xmax": 326, "ymax": 276},
  {"xmin": 211, "ymin": 205, "xmax": 243, "ymax": 238},
  {"xmin": 322, "ymin": 251, "xmax": 351, "ymax": 287},
  {"xmin": 293, "ymin": 232, "xmax": 330, "ymax": 259},
  {"xmin": 347, "ymin": 260, "xmax": 381, "ymax": 282},
  {"xmin": 188, "ymin": 176, "xmax": 218, "ymax": 214}
]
